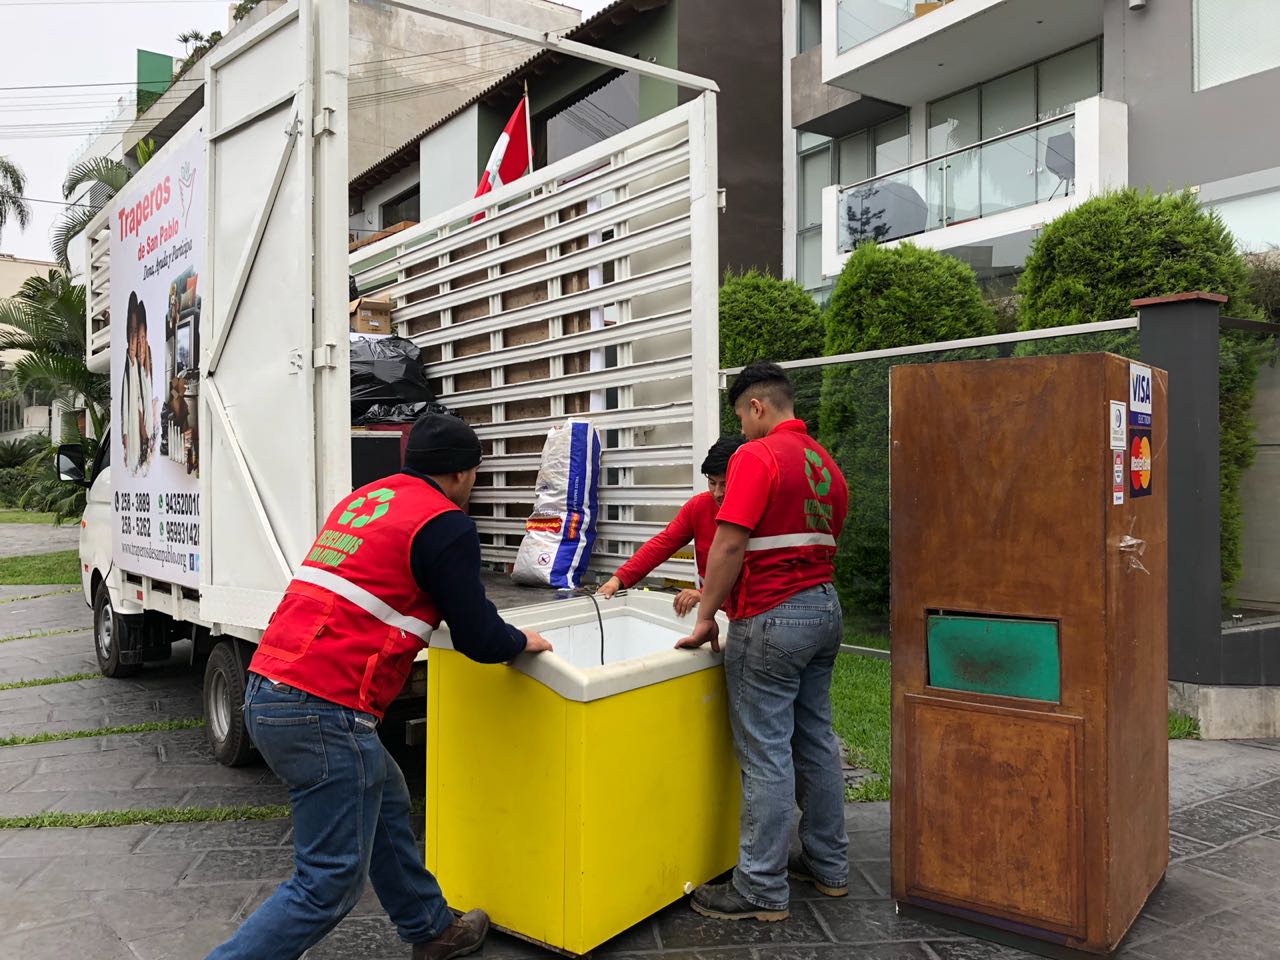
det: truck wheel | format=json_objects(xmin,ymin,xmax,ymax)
[
  {"xmin": 93, "ymin": 581, "xmax": 140, "ymax": 678},
  {"xmin": 204, "ymin": 642, "xmax": 255, "ymax": 767}
]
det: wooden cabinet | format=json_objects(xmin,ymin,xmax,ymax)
[{"xmin": 889, "ymin": 353, "xmax": 1168, "ymax": 954}]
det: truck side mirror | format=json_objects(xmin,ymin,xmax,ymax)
[{"xmin": 56, "ymin": 444, "xmax": 87, "ymax": 486}]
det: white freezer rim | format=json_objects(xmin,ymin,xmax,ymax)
[{"xmin": 428, "ymin": 591, "xmax": 729, "ymax": 703}]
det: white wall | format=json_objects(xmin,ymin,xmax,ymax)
[
  {"xmin": 347, "ymin": 0, "xmax": 578, "ymax": 178},
  {"xmin": 349, "ymin": 164, "xmax": 422, "ymax": 239},
  {"xmin": 419, "ymin": 106, "xmax": 481, "ymax": 222}
]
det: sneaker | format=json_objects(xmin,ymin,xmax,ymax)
[
  {"xmin": 411, "ymin": 909, "xmax": 490, "ymax": 960},
  {"xmin": 690, "ymin": 881, "xmax": 789, "ymax": 922},
  {"xmin": 787, "ymin": 854, "xmax": 849, "ymax": 898}
]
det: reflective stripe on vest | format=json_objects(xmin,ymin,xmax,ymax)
[
  {"xmin": 293, "ymin": 565, "xmax": 435, "ymax": 641},
  {"xmin": 745, "ymin": 532, "xmax": 837, "ymax": 552}
]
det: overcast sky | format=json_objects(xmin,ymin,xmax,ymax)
[{"xmin": 0, "ymin": 0, "xmax": 610, "ymax": 263}]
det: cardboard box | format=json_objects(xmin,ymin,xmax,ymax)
[{"xmin": 349, "ymin": 296, "xmax": 392, "ymax": 335}]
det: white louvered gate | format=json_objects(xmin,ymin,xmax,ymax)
[{"xmin": 352, "ymin": 98, "xmax": 720, "ymax": 583}]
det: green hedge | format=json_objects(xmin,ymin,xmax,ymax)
[
  {"xmin": 820, "ymin": 243, "xmax": 996, "ymax": 615},
  {"xmin": 0, "ymin": 467, "xmax": 26, "ymax": 508},
  {"xmin": 1016, "ymin": 189, "xmax": 1264, "ymax": 600},
  {"xmin": 719, "ymin": 269, "xmax": 825, "ymax": 433}
]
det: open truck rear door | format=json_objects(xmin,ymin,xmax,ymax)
[{"xmin": 199, "ymin": 0, "xmax": 350, "ymax": 630}]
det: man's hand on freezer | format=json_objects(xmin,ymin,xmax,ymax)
[
  {"xmin": 675, "ymin": 616, "xmax": 719, "ymax": 653},
  {"xmin": 672, "ymin": 589, "xmax": 701, "ymax": 617},
  {"xmin": 595, "ymin": 576, "xmax": 623, "ymax": 598},
  {"xmin": 521, "ymin": 629, "xmax": 553, "ymax": 654}
]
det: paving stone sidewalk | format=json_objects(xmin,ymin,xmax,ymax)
[
  {"xmin": 0, "ymin": 587, "xmax": 1278, "ymax": 959},
  {"xmin": 0, "ymin": 524, "xmax": 82, "ymax": 559}
]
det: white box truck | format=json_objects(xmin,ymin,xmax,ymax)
[{"xmin": 59, "ymin": 0, "xmax": 720, "ymax": 766}]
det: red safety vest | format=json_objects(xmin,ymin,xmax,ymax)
[
  {"xmin": 723, "ymin": 421, "xmax": 847, "ymax": 620},
  {"xmin": 249, "ymin": 473, "xmax": 457, "ymax": 718}
]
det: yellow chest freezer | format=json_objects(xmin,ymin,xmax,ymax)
[{"xmin": 425, "ymin": 592, "xmax": 739, "ymax": 955}]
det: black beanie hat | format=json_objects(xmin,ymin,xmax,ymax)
[{"xmin": 404, "ymin": 413, "xmax": 482, "ymax": 474}]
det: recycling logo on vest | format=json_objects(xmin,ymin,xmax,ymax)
[
  {"xmin": 803, "ymin": 449, "xmax": 834, "ymax": 533},
  {"xmin": 306, "ymin": 488, "xmax": 396, "ymax": 568},
  {"xmin": 339, "ymin": 487, "xmax": 396, "ymax": 528}
]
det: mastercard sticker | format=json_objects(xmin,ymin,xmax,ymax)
[{"xmin": 1129, "ymin": 428, "xmax": 1153, "ymax": 498}]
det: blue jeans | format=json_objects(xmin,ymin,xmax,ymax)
[
  {"xmin": 206, "ymin": 673, "xmax": 453, "ymax": 960},
  {"xmin": 723, "ymin": 582, "xmax": 849, "ymax": 911}
]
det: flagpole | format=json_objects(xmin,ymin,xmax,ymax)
[{"xmin": 523, "ymin": 79, "xmax": 534, "ymax": 175}]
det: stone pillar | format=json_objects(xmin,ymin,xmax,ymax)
[{"xmin": 1134, "ymin": 291, "xmax": 1225, "ymax": 684}]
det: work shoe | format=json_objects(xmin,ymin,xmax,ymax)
[
  {"xmin": 411, "ymin": 909, "xmax": 490, "ymax": 960},
  {"xmin": 690, "ymin": 881, "xmax": 789, "ymax": 922},
  {"xmin": 788, "ymin": 853, "xmax": 849, "ymax": 898}
]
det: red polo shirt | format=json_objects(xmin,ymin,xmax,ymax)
[
  {"xmin": 715, "ymin": 419, "xmax": 847, "ymax": 620},
  {"xmin": 614, "ymin": 491, "xmax": 717, "ymax": 589}
]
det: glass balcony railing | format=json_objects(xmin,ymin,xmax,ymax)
[
  {"xmin": 836, "ymin": 0, "xmax": 955, "ymax": 53},
  {"xmin": 837, "ymin": 113, "xmax": 1076, "ymax": 252}
]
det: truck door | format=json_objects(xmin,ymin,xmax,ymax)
[{"xmin": 199, "ymin": 0, "xmax": 350, "ymax": 630}]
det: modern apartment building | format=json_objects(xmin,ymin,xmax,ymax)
[{"xmin": 784, "ymin": 0, "xmax": 1280, "ymax": 299}]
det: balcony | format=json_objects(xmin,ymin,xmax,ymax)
[
  {"xmin": 820, "ymin": 96, "xmax": 1127, "ymax": 279},
  {"xmin": 834, "ymin": 0, "xmax": 957, "ymax": 53},
  {"xmin": 823, "ymin": 0, "xmax": 1103, "ymax": 105}
]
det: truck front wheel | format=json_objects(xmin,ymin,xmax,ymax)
[
  {"xmin": 93, "ymin": 581, "xmax": 140, "ymax": 678},
  {"xmin": 203, "ymin": 641, "xmax": 255, "ymax": 767}
]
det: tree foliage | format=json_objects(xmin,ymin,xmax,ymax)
[
  {"xmin": 719, "ymin": 269, "xmax": 825, "ymax": 432},
  {"xmin": 0, "ymin": 155, "xmax": 31, "ymax": 244},
  {"xmin": 821, "ymin": 242, "xmax": 996, "ymax": 615},
  {"xmin": 0, "ymin": 269, "xmax": 107, "ymax": 438},
  {"xmin": 1016, "ymin": 188, "xmax": 1267, "ymax": 599}
]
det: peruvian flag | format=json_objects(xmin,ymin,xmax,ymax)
[{"xmin": 472, "ymin": 95, "xmax": 531, "ymax": 219}]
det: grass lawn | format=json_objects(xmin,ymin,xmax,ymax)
[
  {"xmin": 830, "ymin": 648, "xmax": 891, "ymax": 802},
  {"xmin": 831, "ymin": 646, "xmax": 1204, "ymax": 803},
  {"xmin": 0, "ymin": 510, "xmax": 56, "ymax": 524},
  {"xmin": 0, "ymin": 550, "xmax": 81, "ymax": 585},
  {"xmin": 0, "ymin": 804, "xmax": 289, "ymax": 830},
  {"xmin": 0, "ymin": 717, "xmax": 202, "ymax": 748}
]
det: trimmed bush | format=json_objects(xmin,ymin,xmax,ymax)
[
  {"xmin": 719, "ymin": 269, "xmax": 825, "ymax": 432},
  {"xmin": 0, "ymin": 466, "xmax": 25, "ymax": 508},
  {"xmin": 821, "ymin": 242, "xmax": 996, "ymax": 616},
  {"xmin": 1016, "ymin": 189, "xmax": 1266, "ymax": 599}
]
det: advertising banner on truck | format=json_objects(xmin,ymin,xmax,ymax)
[{"xmin": 110, "ymin": 122, "xmax": 204, "ymax": 587}]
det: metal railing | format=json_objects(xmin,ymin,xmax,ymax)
[
  {"xmin": 719, "ymin": 317, "xmax": 1146, "ymax": 664},
  {"xmin": 837, "ymin": 111, "xmax": 1076, "ymax": 251},
  {"xmin": 836, "ymin": 0, "xmax": 955, "ymax": 54}
]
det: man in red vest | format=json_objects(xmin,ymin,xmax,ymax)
[
  {"xmin": 678, "ymin": 362, "xmax": 850, "ymax": 922},
  {"xmin": 207, "ymin": 414, "xmax": 551, "ymax": 960},
  {"xmin": 595, "ymin": 436, "xmax": 746, "ymax": 614}
]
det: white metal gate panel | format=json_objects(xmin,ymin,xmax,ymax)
[
  {"xmin": 82, "ymin": 206, "xmax": 114, "ymax": 374},
  {"xmin": 352, "ymin": 97, "xmax": 719, "ymax": 583},
  {"xmin": 200, "ymin": 0, "xmax": 350, "ymax": 629}
]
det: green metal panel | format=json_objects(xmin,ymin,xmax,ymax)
[
  {"xmin": 926, "ymin": 615, "xmax": 1060, "ymax": 702},
  {"xmin": 136, "ymin": 49, "xmax": 173, "ymax": 114}
]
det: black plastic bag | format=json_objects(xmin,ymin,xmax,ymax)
[
  {"xmin": 350, "ymin": 335, "xmax": 435, "ymax": 418},
  {"xmin": 353, "ymin": 401, "xmax": 452, "ymax": 425}
]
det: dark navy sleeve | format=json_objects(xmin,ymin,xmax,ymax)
[{"xmin": 410, "ymin": 512, "xmax": 527, "ymax": 663}]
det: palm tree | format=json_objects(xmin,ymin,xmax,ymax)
[
  {"xmin": 18, "ymin": 427, "xmax": 100, "ymax": 522},
  {"xmin": 175, "ymin": 29, "xmax": 224, "ymax": 81},
  {"xmin": 0, "ymin": 155, "xmax": 32, "ymax": 245},
  {"xmin": 0, "ymin": 269, "xmax": 107, "ymax": 437},
  {"xmin": 52, "ymin": 138, "xmax": 154, "ymax": 270}
]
